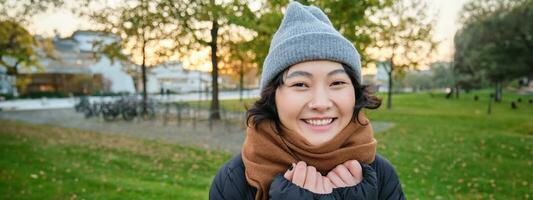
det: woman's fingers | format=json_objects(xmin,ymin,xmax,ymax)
[
  {"xmin": 327, "ymin": 171, "xmax": 347, "ymax": 188},
  {"xmin": 303, "ymin": 166, "xmax": 317, "ymax": 190},
  {"xmin": 284, "ymin": 163, "xmax": 295, "ymax": 181},
  {"xmin": 285, "ymin": 161, "xmax": 362, "ymax": 193},
  {"xmin": 344, "ymin": 160, "xmax": 363, "ymax": 184},
  {"xmin": 314, "ymin": 172, "xmax": 324, "ymax": 194},
  {"xmin": 287, "ymin": 162, "xmax": 337, "ymax": 194},
  {"xmin": 333, "ymin": 164, "xmax": 356, "ymax": 186},
  {"xmin": 292, "ymin": 161, "xmax": 307, "ymax": 187},
  {"xmin": 323, "ymin": 177, "xmax": 333, "ymax": 193}
]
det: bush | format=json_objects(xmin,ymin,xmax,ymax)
[
  {"xmin": 0, "ymin": 94, "xmax": 16, "ymax": 100},
  {"xmin": 19, "ymin": 91, "xmax": 67, "ymax": 99}
]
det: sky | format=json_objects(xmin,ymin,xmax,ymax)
[
  {"xmin": 428, "ymin": 0, "xmax": 469, "ymax": 63},
  {"xmin": 26, "ymin": 0, "xmax": 468, "ymax": 73}
]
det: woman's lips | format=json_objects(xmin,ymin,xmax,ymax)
[{"xmin": 301, "ymin": 118, "xmax": 336, "ymax": 132}]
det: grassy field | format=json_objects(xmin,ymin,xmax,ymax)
[
  {"xmin": 368, "ymin": 91, "xmax": 532, "ymax": 199},
  {"xmin": 1, "ymin": 90, "xmax": 532, "ymax": 199},
  {"xmin": 0, "ymin": 121, "xmax": 231, "ymax": 199}
]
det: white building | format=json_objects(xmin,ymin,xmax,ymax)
[
  {"xmin": 146, "ymin": 61, "xmax": 211, "ymax": 94},
  {"xmin": 18, "ymin": 31, "xmax": 136, "ymax": 94},
  {"xmin": 7, "ymin": 30, "xmax": 237, "ymax": 96},
  {"xmin": 0, "ymin": 66, "xmax": 16, "ymax": 96},
  {"xmin": 71, "ymin": 31, "xmax": 136, "ymax": 93}
]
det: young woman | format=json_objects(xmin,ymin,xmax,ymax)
[{"xmin": 210, "ymin": 2, "xmax": 405, "ymax": 200}]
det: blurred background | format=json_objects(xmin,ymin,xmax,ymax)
[{"xmin": 0, "ymin": 0, "xmax": 531, "ymax": 199}]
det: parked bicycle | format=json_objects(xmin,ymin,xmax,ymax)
[
  {"xmin": 74, "ymin": 96, "xmax": 90, "ymax": 112},
  {"xmin": 76, "ymin": 95, "xmax": 158, "ymax": 121},
  {"xmin": 84, "ymin": 102, "xmax": 101, "ymax": 118}
]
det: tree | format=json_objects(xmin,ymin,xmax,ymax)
[
  {"xmin": 160, "ymin": 0, "xmax": 257, "ymax": 120},
  {"xmin": 232, "ymin": 1, "xmax": 283, "ymax": 78},
  {"xmin": 85, "ymin": 0, "xmax": 175, "ymax": 116},
  {"xmin": 84, "ymin": 0, "xmax": 259, "ymax": 119},
  {"xmin": 219, "ymin": 41, "xmax": 257, "ymax": 101},
  {"xmin": 0, "ymin": 21, "xmax": 35, "ymax": 74},
  {"xmin": 454, "ymin": 0, "xmax": 533, "ymax": 102},
  {"xmin": 367, "ymin": 0, "xmax": 436, "ymax": 109},
  {"xmin": 431, "ymin": 62, "xmax": 455, "ymax": 90},
  {"xmin": 0, "ymin": 0, "xmax": 64, "ymax": 23},
  {"xmin": 403, "ymin": 70, "xmax": 433, "ymax": 92},
  {"xmin": 0, "ymin": 0, "xmax": 64, "ymax": 94}
]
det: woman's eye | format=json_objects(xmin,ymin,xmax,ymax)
[
  {"xmin": 290, "ymin": 82, "xmax": 308, "ymax": 88},
  {"xmin": 331, "ymin": 81, "xmax": 346, "ymax": 86}
]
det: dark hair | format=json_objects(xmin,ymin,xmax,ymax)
[{"xmin": 246, "ymin": 63, "xmax": 382, "ymax": 133}]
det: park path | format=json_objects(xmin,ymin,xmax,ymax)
[{"xmin": 0, "ymin": 108, "xmax": 394, "ymax": 153}]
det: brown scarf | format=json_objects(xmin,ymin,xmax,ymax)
[{"xmin": 242, "ymin": 113, "xmax": 377, "ymax": 200}]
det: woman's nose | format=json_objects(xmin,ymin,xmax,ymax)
[{"xmin": 307, "ymin": 88, "xmax": 333, "ymax": 111}]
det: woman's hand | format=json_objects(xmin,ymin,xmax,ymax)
[
  {"xmin": 284, "ymin": 161, "xmax": 333, "ymax": 194},
  {"xmin": 326, "ymin": 160, "xmax": 363, "ymax": 188}
]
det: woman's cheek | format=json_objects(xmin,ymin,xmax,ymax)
[
  {"xmin": 277, "ymin": 90, "xmax": 306, "ymax": 115},
  {"xmin": 333, "ymin": 89, "xmax": 355, "ymax": 113},
  {"xmin": 283, "ymin": 93, "xmax": 307, "ymax": 111}
]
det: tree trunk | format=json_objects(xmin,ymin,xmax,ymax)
[
  {"xmin": 387, "ymin": 59, "xmax": 394, "ymax": 110},
  {"xmin": 239, "ymin": 62, "xmax": 244, "ymax": 102},
  {"xmin": 141, "ymin": 38, "xmax": 148, "ymax": 115},
  {"xmin": 209, "ymin": 19, "xmax": 221, "ymax": 120},
  {"xmin": 494, "ymin": 82, "xmax": 502, "ymax": 102}
]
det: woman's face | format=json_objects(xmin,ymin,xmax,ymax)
[{"xmin": 275, "ymin": 60, "xmax": 356, "ymax": 146}]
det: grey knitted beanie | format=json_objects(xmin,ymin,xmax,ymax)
[{"xmin": 260, "ymin": 1, "xmax": 362, "ymax": 90}]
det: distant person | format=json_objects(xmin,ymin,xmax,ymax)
[{"xmin": 210, "ymin": 2, "xmax": 404, "ymax": 199}]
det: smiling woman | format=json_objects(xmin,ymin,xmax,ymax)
[
  {"xmin": 275, "ymin": 61, "xmax": 357, "ymax": 146},
  {"xmin": 210, "ymin": 2, "xmax": 404, "ymax": 200}
]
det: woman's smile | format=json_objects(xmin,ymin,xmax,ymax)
[{"xmin": 300, "ymin": 117, "xmax": 337, "ymax": 132}]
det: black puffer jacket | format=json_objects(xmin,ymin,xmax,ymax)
[{"xmin": 209, "ymin": 153, "xmax": 405, "ymax": 200}]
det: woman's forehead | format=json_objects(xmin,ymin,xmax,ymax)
[
  {"xmin": 284, "ymin": 60, "xmax": 345, "ymax": 77},
  {"xmin": 290, "ymin": 60, "xmax": 343, "ymax": 69}
]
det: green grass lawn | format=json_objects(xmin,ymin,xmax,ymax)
[
  {"xmin": 0, "ymin": 121, "xmax": 231, "ymax": 199},
  {"xmin": 1, "ymin": 90, "xmax": 532, "ymax": 199},
  {"xmin": 368, "ymin": 91, "xmax": 532, "ymax": 199}
]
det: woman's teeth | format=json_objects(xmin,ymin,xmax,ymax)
[{"xmin": 304, "ymin": 118, "xmax": 333, "ymax": 126}]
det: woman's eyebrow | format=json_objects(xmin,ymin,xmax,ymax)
[
  {"xmin": 327, "ymin": 69, "xmax": 346, "ymax": 76},
  {"xmin": 286, "ymin": 71, "xmax": 312, "ymax": 79}
]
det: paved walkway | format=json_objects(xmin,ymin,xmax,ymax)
[
  {"xmin": 0, "ymin": 90, "xmax": 260, "ymax": 111},
  {"xmin": 0, "ymin": 108, "xmax": 394, "ymax": 153}
]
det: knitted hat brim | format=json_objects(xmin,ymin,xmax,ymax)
[{"xmin": 261, "ymin": 32, "xmax": 361, "ymax": 90}]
